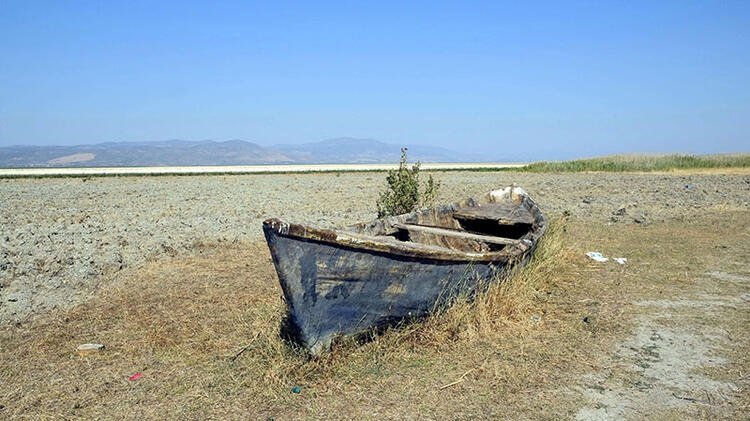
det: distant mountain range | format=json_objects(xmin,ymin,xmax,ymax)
[{"xmin": 0, "ymin": 138, "xmax": 487, "ymax": 168}]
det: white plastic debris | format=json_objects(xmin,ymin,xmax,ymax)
[
  {"xmin": 586, "ymin": 252, "xmax": 628, "ymax": 264},
  {"xmin": 77, "ymin": 343, "xmax": 105, "ymax": 355},
  {"xmin": 585, "ymin": 252, "xmax": 609, "ymax": 262}
]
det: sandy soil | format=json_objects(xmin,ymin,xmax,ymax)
[
  {"xmin": 2, "ymin": 170, "xmax": 747, "ymax": 324},
  {"xmin": 577, "ymin": 268, "xmax": 748, "ymax": 419}
]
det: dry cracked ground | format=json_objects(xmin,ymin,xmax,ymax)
[{"xmin": 0, "ymin": 170, "xmax": 748, "ymax": 419}]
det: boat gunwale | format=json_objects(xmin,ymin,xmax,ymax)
[
  {"xmin": 263, "ymin": 189, "xmax": 547, "ymax": 263},
  {"xmin": 263, "ymin": 219, "xmax": 513, "ymax": 262}
]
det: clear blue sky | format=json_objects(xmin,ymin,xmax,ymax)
[{"xmin": 1, "ymin": 1, "xmax": 748, "ymax": 159}]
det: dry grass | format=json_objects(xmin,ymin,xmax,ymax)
[
  {"xmin": 0, "ymin": 222, "xmax": 585, "ymax": 419},
  {"xmin": 407, "ymin": 221, "xmax": 568, "ymax": 347},
  {"xmin": 1, "ymin": 211, "xmax": 748, "ymax": 419}
]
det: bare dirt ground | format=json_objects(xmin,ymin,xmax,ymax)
[{"xmin": 0, "ymin": 170, "xmax": 748, "ymax": 419}]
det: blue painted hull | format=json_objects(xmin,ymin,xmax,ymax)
[
  {"xmin": 264, "ymin": 227, "xmax": 508, "ymax": 355},
  {"xmin": 263, "ymin": 187, "xmax": 546, "ymax": 355}
]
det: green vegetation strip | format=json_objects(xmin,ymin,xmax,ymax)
[{"xmin": 516, "ymin": 153, "xmax": 750, "ymax": 173}]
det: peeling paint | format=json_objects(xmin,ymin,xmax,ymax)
[
  {"xmin": 385, "ymin": 282, "xmax": 406, "ymax": 297},
  {"xmin": 262, "ymin": 186, "xmax": 546, "ymax": 355}
]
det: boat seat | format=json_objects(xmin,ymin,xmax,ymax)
[
  {"xmin": 392, "ymin": 223, "xmax": 520, "ymax": 246},
  {"xmin": 452, "ymin": 203, "xmax": 534, "ymax": 225}
]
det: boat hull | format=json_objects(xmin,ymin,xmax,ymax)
[{"xmin": 263, "ymin": 225, "xmax": 508, "ymax": 355}]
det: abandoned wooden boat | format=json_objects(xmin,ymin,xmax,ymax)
[{"xmin": 263, "ymin": 186, "xmax": 546, "ymax": 355}]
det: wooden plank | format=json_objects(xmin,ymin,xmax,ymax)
[
  {"xmin": 393, "ymin": 223, "xmax": 520, "ymax": 246},
  {"xmin": 453, "ymin": 204, "xmax": 534, "ymax": 225},
  {"xmin": 336, "ymin": 230, "xmax": 483, "ymax": 257}
]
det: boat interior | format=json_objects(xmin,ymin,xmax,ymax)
[{"xmin": 351, "ymin": 196, "xmax": 540, "ymax": 254}]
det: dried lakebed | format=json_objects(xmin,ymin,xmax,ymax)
[
  {"xmin": 1, "ymin": 171, "xmax": 747, "ymax": 324},
  {"xmin": 1, "ymin": 170, "xmax": 749, "ymax": 418}
]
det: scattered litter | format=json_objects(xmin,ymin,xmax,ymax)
[
  {"xmin": 291, "ymin": 386, "xmax": 302, "ymax": 394},
  {"xmin": 586, "ymin": 252, "xmax": 628, "ymax": 264},
  {"xmin": 586, "ymin": 252, "xmax": 609, "ymax": 262},
  {"xmin": 128, "ymin": 372, "xmax": 142, "ymax": 381},
  {"xmin": 76, "ymin": 343, "xmax": 105, "ymax": 356}
]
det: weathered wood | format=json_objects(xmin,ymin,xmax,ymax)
[
  {"xmin": 264, "ymin": 227, "xmax": 502, "ymax": 355},
  {"xmin": 266, "ymin": 219, "xmax": 504, "ymax": 261},
  {"xmin": 453, "ymin": 203, "xmax": 535, "ymax": 225},
  {"xmin": 262, "ymin": 185, "xmax": 547, "ymax": 356},
  {"xmin": 336, "ymin": 230, "xmax": 491, "ymax": 257},
  {"xmin": 392, "ymin": 223, "xmax": 520, "ymax": 246}
]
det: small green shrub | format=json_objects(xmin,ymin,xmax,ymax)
[{"xmin": 376, "ymin": 148, "xmax": 440, "ymax": 217}]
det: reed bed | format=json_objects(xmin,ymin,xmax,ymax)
[{"xmin": 519, "ymin": 153, "xmax": 749, "ymax": 172}]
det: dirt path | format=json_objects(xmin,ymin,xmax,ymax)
[
  {"xmin": 576, "ymin": 222, "xmax": 749, "ymax": 419},
  {"xmin": 577, "ymin": 273, "xmax": 748, "ymax": 419}
]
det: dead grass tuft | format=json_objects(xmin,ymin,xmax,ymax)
[{"xmin": 384, "ymin": 219, "xmax": 568, "ymax": 351}]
